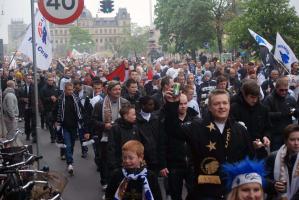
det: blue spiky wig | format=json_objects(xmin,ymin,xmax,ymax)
[{"xmin": 222, "ymin": 157, "xmax": 267, "ymax": 190}]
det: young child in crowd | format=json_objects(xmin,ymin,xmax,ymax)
[{"xmin": 105, "ymin": 140, "xmax": 162, "ymax": 200}]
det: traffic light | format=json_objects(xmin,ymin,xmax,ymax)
[{"xmin": 100, "ymin": 0, "xmax": 114, "ymax": 13}]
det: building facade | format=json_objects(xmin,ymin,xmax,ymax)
[
  {"xmin": 50, "ymin": 7, "xmax": 131, "ymax": 57},
  {"xmin": 7, "ymin": 20, "xmax": 27, "ymax": 53}
]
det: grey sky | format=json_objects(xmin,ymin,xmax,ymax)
[{"xmin": 0, "ymin": 0, "xmax": 298, "ymax": 44}]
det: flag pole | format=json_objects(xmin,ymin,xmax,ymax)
[
  {"xmin": 8, "ymin": 50, "xmax": 18, "ymax": 69},
  {"xmin": 30, "ymin": 0, "xmax": 40, "ymax": 168},
  {"xmin": 269, "ymin": 51, "xmax": 290, "ymax": 75}
]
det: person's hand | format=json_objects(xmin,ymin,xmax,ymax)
[
  {"xmin": 274, "ymin": 181, "xmax": 287, "ymax": 193},
  {"xmin": 84, "ymin": 133, "xmax": 90, "ymax": 140},
  {"xmin": 160, "ymin": 168, "xmax": 169, "ymax": 177},
  {"xmin": 51, "ymin": 96, "xmax": 57, "ymax": 102},
  {"xmin": 253, "ymin": 139, "xmax": 264, "ymax": 149},
  {"xmin": 164, "ymin": 90, "xmax": 180, "ymax": 103},
  {"xmin": 263, "ymin": 136, "xmax": 271, "ymax": 147},
  {"xmin": 23, "ymin": 98, "xmax": 29, "ymax": 103},
  {"xmin": 105, "ymin": 123, "xmax": 112, "ymax": 130}
]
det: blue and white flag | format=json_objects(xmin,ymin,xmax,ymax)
[
  {"xmin": 274, "ymin": 32, "xmax": 298, "ymax": 70},
  {"xmin": 248, "ymin": 29, "xmax": 273, "ymax": 52},
  {"xmin": 18, "ymin": 10, "xmax": 52, "ymax": 70}
]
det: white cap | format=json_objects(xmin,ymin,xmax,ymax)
[{"xmin": 231, "ymin": 173, "xmax": 262, "ymax": 189}]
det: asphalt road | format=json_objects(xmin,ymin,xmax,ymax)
[
  {"xmin": 19, "ymin": 122, "xmax": 102, "ymax": 200},
  {"xmin": 17, "ymin": 121, "xmax": 172, "ymax": 200}
]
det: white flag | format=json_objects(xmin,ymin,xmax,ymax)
[
  {"xmin": 18, "ymin": 10, "xmax": 52, "ymax": 70},
  {"xmin": 274, "ymin": 33, "xmax": 298, "ymax": 70},
  {"xmin": 248, "ymin": 29, "xmax": 273, "ymax": 51}
]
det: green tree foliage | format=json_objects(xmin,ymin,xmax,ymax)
[
  {"xmin": 154, "ymin": 0, "xmax": 215, "ymax": 56},
  {"xmin": 226, "ymin": 0, "xmax": 299, "ymax": 55},
  {"xmin": 106, "ymin": 24, "xmax": 149, "ymax": 58},
  {"xmin": 68, "ymin": 27, "xmax": 95, "ymax": 53}
]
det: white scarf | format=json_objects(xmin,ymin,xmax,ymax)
[
  {"xmin": 114, "ymin": 168, "xmax": 154, "ymax": 200},
  {"xmin": 274, "ymin": 145, "xmax": 299, "ymax": 199}
]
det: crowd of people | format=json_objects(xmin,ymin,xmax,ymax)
[{"xmin": 1, "ymin": 55, "xmax": 299, "ymax": 200}]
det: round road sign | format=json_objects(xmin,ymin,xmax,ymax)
[{"xmin": 38, "ymin": 0, "xmax": 84, "ymax": 25}]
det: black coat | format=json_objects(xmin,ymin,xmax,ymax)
[
  {"xmin": 265, "ymin": 151, "xmax": 299, "ymax": 200},
  {"xmin": 136, "ymin": 112, "xmax": 161, "ymax": 171},
  {"xmin": 105, "ymin": 168, "xmax": 162, "ymax": 200},
  {"xmin": 159, "ymin": 101, "xmax": 199, "ymax": 170},
  {"xmin": 263, "ymin": 91, "xmax": 298, "ymax": 136},
  {"xmin": 151, "ymin": 90, "xmax": 164, "ymax": 110},
  {"xmin": 183, "ymin": 113, "xmax": 254, "ymax": 199},
  {"xmin": 144, "ymin": 81, "xmax": 159, "ymax": 96},
  {"xmin": 40, "ymin": 84, "xmax": 59, "ymax": 112},
  {"xmin": 230, "ymin": 92, "xmax": 271, "ymax": 141},
  {"xmin": 107, "ymin": 118, "xmax": 141, "ymax": 170}
]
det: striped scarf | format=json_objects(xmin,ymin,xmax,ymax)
[
  {"xmin": 57, "ymin": 93, "xmax": 83, "ymax": 130},
  {"xmin": 114, "ymin": 168, "xmax": 154, "ymax": 200}
]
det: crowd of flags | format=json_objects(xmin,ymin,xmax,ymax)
[{"xmin": 15, "ymin": 9, "xmax": 298, "ymax": 75}]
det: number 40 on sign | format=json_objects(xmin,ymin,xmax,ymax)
[{"xmin": 38, "ymin": 0, "xmax": 84, "ymax": 25}]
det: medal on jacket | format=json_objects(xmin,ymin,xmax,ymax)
[{"xmin": 198, "ymin": 157, "xmax": 221, "ymax": 184}]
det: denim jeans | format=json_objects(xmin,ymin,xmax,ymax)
[{"xmin": 63, "ymin": 128, "xmax": 76, "ymax": 165}]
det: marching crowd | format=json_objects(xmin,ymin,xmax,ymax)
[{"xmin": 1, "ymin": 55, "xmax": 299, "ymax": 200}]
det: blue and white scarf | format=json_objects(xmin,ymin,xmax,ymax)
[{"xmin": 114, "ymin": 168, "xmax": 154, "ymax": 200}]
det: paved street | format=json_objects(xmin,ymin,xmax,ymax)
[{"xmin": 19, "ymin": 122, "xmax": 102, "ymax": 200}]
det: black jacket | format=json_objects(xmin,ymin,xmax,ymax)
[
  {"xmin": 91, "ymin": 97, "xmax": 129, "ymax": 138},
  {"xmin": 107, "ymin": 118, "xmax": 141, "ymax": 170},
  {"xmin": 105, "ymin": 168, "xmax": 162, "ymax": 200},
  {"xmin": 265, "ymin": 151, "xmax": 299, "ymax": 200},
  {"xmin": 136, "ymin": 112, "xmax": 161, "ymax": 171},
  {"xmin": 144, "ymin": 81, "xmax": 159, "ymax": 96},
  {"xmin": 40, "ymin": 84, "xmax": 59, "ymax": 112},
  {"xmin": 151, "ymin": 90, "xmax": 164, "ymax": 110},
  {"xmin": 230, "ymin": 92, "xmax": 271, "ymax": 141},
  {"xmin": 263, "ymin": 91, "xmax": 298, "ymax": 135},
  {"xmin": 159, "ymin": 101, "xmax": 199, "ymax": 170},
  {"xmin": 183, "ymin": 113, "xmax": 254, "ymax": 199}
]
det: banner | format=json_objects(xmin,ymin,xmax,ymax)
[
  {"xmin": 248, "ymin": 29, "xmax": 273, "ymax": 52},
  {"xmin": 18, "ymin": 10, "xmax": 53, "ymax": 70},
  {"xmin": 106, "ymin": 62, "xmax": 126, "ymax": 82},
  {"xmin": 274, "ymin": 32, "xmax": 298, "ymax": 71}
]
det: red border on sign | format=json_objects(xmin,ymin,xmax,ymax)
[{"xmin": 38, "ymin": 0, "xmax": 84, "ymax": 25}]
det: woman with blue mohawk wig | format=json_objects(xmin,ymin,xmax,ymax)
[{"xmin": 222, "ymin": 157, "xmax": 266, "ymax": 200}]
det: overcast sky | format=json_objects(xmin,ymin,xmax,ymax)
[{"xmin": 0, "ymin": 0, "xmax": 298, "ymax": 44}]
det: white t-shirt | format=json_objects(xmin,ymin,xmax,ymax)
[{"xmin": 214, "ymin": 121, "xmax": 225, "ymax": 134}]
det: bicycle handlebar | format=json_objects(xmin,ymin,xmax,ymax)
[
  {"xmin": 0, "ymin": 129, "xmax": 23, "ymax": 146},
  {"xmin": 0, "ymin": 154, "xmax": 43, "ymax": 172},
  {"xmin": 22, "ymin": 180, "xmax": 48, "ymax": 190}
]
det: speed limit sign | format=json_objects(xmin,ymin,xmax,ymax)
[{"xmin": 38, "ymin": 0, "xmax": 84, "ymax": 25}]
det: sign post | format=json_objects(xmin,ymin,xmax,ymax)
[{"xmin": 38, "ymin": 0, "xmax": 84, "ymax": 25}]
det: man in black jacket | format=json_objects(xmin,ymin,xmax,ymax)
[
  {"xmin": 263, "ymin": 77, "xmax": 299, "ymax": 151},
  {"xmin": 19, "ymin": 74, "xmax": 36, "ymax": 142},
  {"xmin": 136, "ymin": 96, "xmax": 160, "ymax": 173},
  {"xmin": 183, "ymin": 89, "xmax": 254, "ymax": 200},
  {"xmin": 230, "ymin": 79, "xmax": 271, "ymax": 158},
  {"xmin": 160, "ymin": 93, "xmax": 199, "ymax": 200},
  {"xmin": 40, "ymin": 75, "xmax": 59, "ymax": 143}
]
